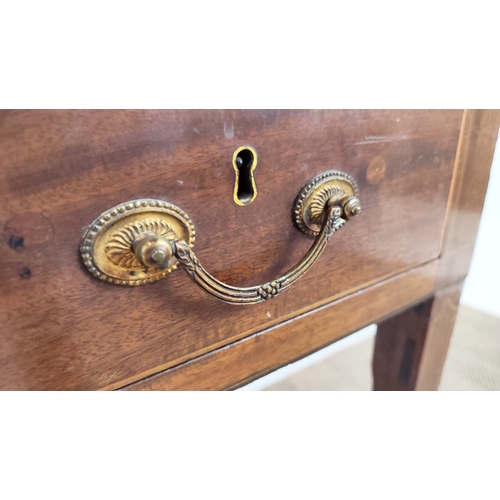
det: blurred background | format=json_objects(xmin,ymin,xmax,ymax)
[{"xmin": 241, "ymin": 133, "xmax": 500, "ymax": 391}]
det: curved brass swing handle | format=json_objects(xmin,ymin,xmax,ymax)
[
  {"xmin": 169, "ymin": 203, "xmax": 344, "ymax": 304},
  {"xmin": 80, "ymin": 171, "xmax": 361, "ymax": 304}
]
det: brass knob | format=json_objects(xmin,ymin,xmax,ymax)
[
  {"xmin": 342, "ymin": 196, "xmax": 362, "ymax": 219},
  {"xmin": 133, "ymin": 233, "xmax": 174, "ymax": 269}
]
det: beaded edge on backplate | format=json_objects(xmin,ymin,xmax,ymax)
[
  {"xmin": 293, "ymin": 170, "xmax": 359, "ymax": 236},
  {"xmin": 80, "ymin": 199, "xmax": 195, "ymax": 286}
]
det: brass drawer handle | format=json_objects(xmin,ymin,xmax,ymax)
[{"xmin": 80, "ymin": 171, "xmax": 360, "ymax": 305}]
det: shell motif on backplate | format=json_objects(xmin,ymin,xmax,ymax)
[
  {"xmin": 105, "ymin": 219, "xmax": 177, "ymax": 269},
  {"xmin": 309, "ymin": 185, "xmax": 346, "ymax": 225}
]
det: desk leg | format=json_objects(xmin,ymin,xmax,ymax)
[{"xmin": 372, "ymin": 281, "xmax": 463, "ymax": 391}]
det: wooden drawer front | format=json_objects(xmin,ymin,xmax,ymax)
[{"xmin": 0, "ymin": 110, "xmax": 462, "ymax": 389}]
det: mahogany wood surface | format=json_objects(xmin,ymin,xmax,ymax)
[
  {"xmin": 373, "ymin": 281, "xmax": 463, "ymax": 391},
  {"xmin": 122, "ymin": 110, "xmax": 498, "ymax": 391},
  {"xmin": 123, "ymin": 260, "xmax": 439, "ymax": 390},
  {"xmin": 0, "ymin": 110, "xmax": 484, "ymax": 390},
  {"xmin": 370, "ymin": 110, "xmax": 499, "ymax": 392},
  {"xmin": 436, "ymin": 109, "xmax": 499, "ymax": 288}
]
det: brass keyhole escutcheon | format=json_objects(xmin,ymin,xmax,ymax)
[{"xmin": 232, "ymin": 146, "xmax": 258, "ymax": 206}]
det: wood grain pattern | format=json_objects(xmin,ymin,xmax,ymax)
[
  {"xmin": 121, "ymin": 110, "xmax": 497, "ymax": 392},
  {"xmin": 437, "ymin": 109, "xmax": 499, "ymax": 288},
  {"xmin": 373, "ymin": 281, "xmax": 463, "ymax": 391},
  {"xmin": 122, "ymin": 260, "xmax": 439, "ymax": 390},
  {"xmin": 371, "ymin": 110, "xmax": 499, "ymax": 391},
  {"xmin": 0, "ymin": 110, "xmax": 463, "ymax": 390},
  {"xmin": 440, "ymin": 110, "xmax": 499, "ymax": 255}
]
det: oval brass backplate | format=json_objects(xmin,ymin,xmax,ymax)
[
  {"xmin": 80, "ymin": 200, "xmax": 195, "ymax": 285},
  {"xmin": 293, "ymin": 171, "xmax": 360, "ymax": 236}
]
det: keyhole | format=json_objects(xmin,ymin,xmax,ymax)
[{"xmin": 233, "ymin": 146, "xmax": 258, "ymax": 206}]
